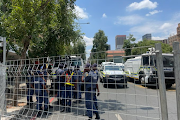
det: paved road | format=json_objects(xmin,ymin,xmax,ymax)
[{"xmin": 3, "ymin": 82, "xmax": 177, "ymax": 120}]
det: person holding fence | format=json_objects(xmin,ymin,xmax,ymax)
[{"xmin": 84, "ymin": 63, "xmax": 100, "ymax": 120}]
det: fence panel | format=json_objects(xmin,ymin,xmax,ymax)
[
  {"xmin": 0, "ymin": 46, "xmax": 170, "ymax": 120},
  {"xmin": 0, "ymin": 63, "xmax": 6, "ymax": 120}
]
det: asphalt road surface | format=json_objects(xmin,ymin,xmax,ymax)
[{"xmin": 4, "ymin": 82, "xmax": 177, "ymax": 120}]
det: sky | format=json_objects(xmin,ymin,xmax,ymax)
[{"xmin": 74, "ymin": 0, "xmax": 180, "ymax": 54}]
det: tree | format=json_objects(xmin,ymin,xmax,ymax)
[
  {"xmin": 132, "ymin": 39, "xmax": 172, "ymax": 55},
  {"xmin": 72, "ymin": 39, "xmax": 86, "ymax": 60},
  {"xmin": 64, "ymin": 39, "xmax": 86, "ymax": 60},
  {"xmin": 123, "ymin": 34, "xmax": 137, "ymax": 56},
  {"xmin": 91, "ymin": 30, "xmax": 109, "ymax": 64},
  {"xmin": 0, "ymin": 0, "xmax": 80, "ymax": 106},
  {"xmin": 1, "ymin": 0, "xmax": 79, "ymax": 59}
]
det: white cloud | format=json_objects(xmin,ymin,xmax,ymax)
[
  {"xmin": 102, "ymin": 13, "xmax": 107, "ymax": 18},
  {"xmin": 127, "ymin": 0, "xmax": 158, "ymax": 11},
  {"xmin": 126, "ymin": 12, "xmax": 180, "ymax": 42},
  {"xmin": 152, "ymin": 36, "xmax": 166, "ymax": 40},
  {"xmin": 83, "ymin": 36, "xmax": 94, "ymax": 46},
  {"xmin": 159, "ymin": 23, "xmax": 172, "ymax": 30},
  {"xmin": 115, "ymin": 15, "xmax": 144, "ymax": 25},
  {"xmin": 74, "ymin": 6, "xmax": 89, "ymax": 19},
  {"xmin": 146, "ymin": 10, "xmax": 163, "ymax": 16}
]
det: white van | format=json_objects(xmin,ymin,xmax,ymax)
[{"xmin": 124, "ymin": 52, "xmax": 175, "ymax": 88}]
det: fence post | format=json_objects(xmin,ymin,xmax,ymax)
[
  {"xmin": 155, "ymin": 43, "xmax": 168, "ymax": 120},
  {"xmin": 173, "ymin": 42, "xmax": 180, "ymax": 120},
  {"xmin": 3, "ymin": 37, "xmax": 6, "ymax": 65}
]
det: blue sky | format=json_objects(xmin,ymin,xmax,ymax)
[{"xmin": 75, "ymin": 0, "xmax": 180, "ymax": 53}]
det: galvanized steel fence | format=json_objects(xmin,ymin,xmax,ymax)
[{"xmin": 0, "ymin": 43, "xmax": 178, "ymax": 120}]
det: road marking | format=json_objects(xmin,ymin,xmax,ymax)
[{"xmin": 115, "ymin": 114, "xmax": 123, "ymax": 120}]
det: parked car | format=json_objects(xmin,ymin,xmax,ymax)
[{"xmin": 99, "ymin": 65, "xmax": 127, "ymax": 88}]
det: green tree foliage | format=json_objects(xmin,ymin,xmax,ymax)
[
  {"xmin": 91, "ymin": 30, "xmax": 109, "ymax": 64},
  {"xmin": 123, "ymin": 34, "xmax": 137, "ymax": 56},
  {"xmin": 132, "ymin": 39, "xmax": 172, "ymax": 55},
  {"xmin": 0, "ymin": 0, "xmax": 80, "ymax": 59},
  {"xmin": 64, "ymin": 39, "xmax": 86, "ymax": 60},
  {"xmin": 0, "ymin": 0, "xmax": 80, "ymax": 106}
]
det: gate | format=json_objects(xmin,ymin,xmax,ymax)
[{"xmin": 0, "ymin": 44, "xmax": 176, "ymax": 120}]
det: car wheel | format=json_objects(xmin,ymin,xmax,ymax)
[
  {"xmin": 103, "ymin": 79, "xmax": 107, "ymax": 88},
  {"xmin": 123, "ymin": 85, "xmax": 127, "ymax": 88},
  {"xmin": 100, "ymin": 77, "xmax": 103, "ymax": 83},
  {"xmin": 166, "ymin": 84, "xmax": 172, "ymax": 89}
]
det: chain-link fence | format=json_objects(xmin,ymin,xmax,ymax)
[{"xmin": 0, "ymin": 44, "xmax": 177, "ymax": 120}]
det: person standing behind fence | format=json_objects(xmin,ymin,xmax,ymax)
[
  {"xmin": 26, "ymin": 68, "xmax": 34, "ymax": 107},
  {"xmin": 73, "ymin": 65, "xmax": 82, "ymax": 103},
  {"xmin": 42, "ymin": 64, "xmax": 53, "ymax": 110},
  {"xmin": 56, "ymin": 64, "xmax": 64, "ymax": 105},
  {"xmin": 83, "ymin": 63, "xmax": 100, "ymax": 120},
  {"xmin": 32, "ymin": 70, "xmax": 49, "ymax": 117},
  {"xmin": 61, "ymin": 68, "xmax": 75, "ymax": 112},
  {"xmin": 92, "ymin": 63, "xmax": 100, "ymax": 110}
]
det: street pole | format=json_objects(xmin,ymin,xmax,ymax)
[
  {"xmin": 155, "ymin": 43, "xmax": 168, "ymax": 120},
  {"xmin": 173, "ymin": 42, "xmax": 180, "ymax": 120},
  {"xmin": 3, "ymin": 37, "xmax": 6, "ymax": 65}
]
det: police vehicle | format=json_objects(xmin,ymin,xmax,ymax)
[
  {"xmin": 124, "ymin": 48, "xmax": 175, "ymax": 88},
  {"xmin": 99, "ymin": 64, "xmax": 127, "ymax": 88}
]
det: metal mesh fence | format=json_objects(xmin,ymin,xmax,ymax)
[
  {"xmin": 0, "ymin": 63, "xmax": 6, "ymax": 120},
  {"xmin": 1, "ymin": 46, "xmax": 174, "ymax": 120}
]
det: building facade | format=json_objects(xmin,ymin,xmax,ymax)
[
  {"xmin": 115, "ymin": 35, "xmax": 126, "ymax": 50},
  {"xmin": 153, "ymin": 39, "xmax": 168, "ymax": 44},
  {"xmin": 168, "ymin": 23, "xmax": 180, "ymax": 47},
  {"xmin": 177, "ymin": 23, "xmax": 180, "ymax": 42},
  {"xmin": 106, "ymin": 50, "xmax": 125, "ymax": 62},
  {"xmin": 142, "ymin": 34, "xmax": 152, "ymax": 40}
]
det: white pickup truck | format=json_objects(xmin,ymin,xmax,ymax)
[{"xmin": 99, "ymin": 65, "xmax": 127, "ymax": 88}]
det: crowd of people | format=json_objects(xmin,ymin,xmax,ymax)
[{"xmin": 26, "ymin": 63, "xmax": 100, "ymax": 120}]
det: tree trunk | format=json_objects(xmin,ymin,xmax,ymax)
[{"xmin": 12, "ymin": 38, "xmax": 30, "ymax": 106}]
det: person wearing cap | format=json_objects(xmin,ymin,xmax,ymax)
[
  {"xmin": 32, "ymin": 70, "xmax": 50, "ymax": 117},
  {"xmin": 42, "ymin": 64, "xmax": 53, "ymax": 110},
  {"xmin": 56, "ymin": 63, "xmax": 64, "ymax": 105},
  {"xmin": 92, "ymin": 63, "xmax": 100, "ymax": 110},
  {"xmin": 61, "ymin": 66, "xmax": 75, "ymax": 112},
  {"xmin": 84, "ymin": 63, "xmax": 100, "ymax": 120},
  {"xmin": 73, "ymin": 65, "xmax": 82, "ymax": 103}
]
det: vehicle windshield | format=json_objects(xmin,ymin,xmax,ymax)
[
  {"xmin": 163, "ymin": 56, "xmax": 174, "ymax": 67},
  {"xmin": 70, "ymin": 59, "xmax": 82, "ymax": 66},
  {"xmin": 150, "ymin": 55, "xmax": 174, "ymax": 67},
  {"xmin": 105, "ymin": 66, "xmax": 122, "ymax": 71}
]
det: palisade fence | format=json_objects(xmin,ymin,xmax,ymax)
[{"xmin": 0, "ymin": 43, "xmax": 179, "ymax": 120}]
